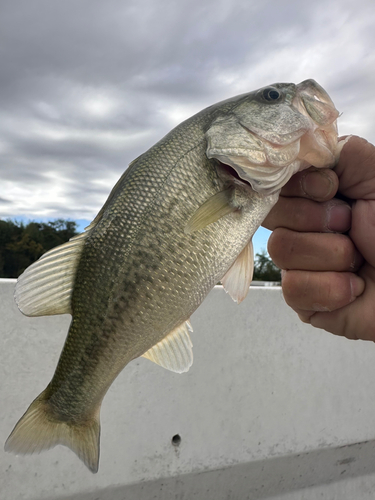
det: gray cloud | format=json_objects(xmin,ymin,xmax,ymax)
[{"xmin": 0, "ymin": 0, "xmax": 374, "ymax": 228}]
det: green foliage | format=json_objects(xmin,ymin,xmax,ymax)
[
  {"xmin": 253, "ymin": 250, "xmax": 281, "ymax": 282},
  {"xmin": 0, "ymin": 219, "xmax": 78, "ymax": 278},
  {"xmin": 1, "ymin": 221, "xmax": 280, "ymax": 282}
]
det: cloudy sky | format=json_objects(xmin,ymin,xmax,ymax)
[{"xmin": 1, "ymin": 0, "xmax": 374, "ymax": 253}]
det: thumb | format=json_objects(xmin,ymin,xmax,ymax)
[
  {"xmin": 335, "ymin": 136, "xmax": 375, "ymax": 200},
  {"xmin": 310, "ymin": 263, "xmax": 375, "ymax": 341}
]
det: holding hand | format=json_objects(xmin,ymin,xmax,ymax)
[{"xmin": 263, "ymin": 136, "xmax": 375, "ymax": 341}]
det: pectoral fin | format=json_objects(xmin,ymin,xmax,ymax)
[
  {"xmin": 221, "ymin": 239, "xmax": 254, "ymax": 303},
  {"xmin": 184, "ymin": 189, "xmax": 236, "ymax": 234},
  {"xmin": 142, "ymin": 320, "xmax": 193, "ymax": 373}
]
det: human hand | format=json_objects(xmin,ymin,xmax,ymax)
[{"xmin": 263, "ymin": 136, "xmax": 375, "ymax": 341}]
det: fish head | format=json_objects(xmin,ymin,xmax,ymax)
[{"xmin": 205, "ymin": 79, "xmax": 342, "ymax": 195}]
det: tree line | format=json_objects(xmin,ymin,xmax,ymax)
[
  {"xmin": 0, "ymin": 219, "xmax": 281, "ymax": 281},
  {"xmin": 0, "ymin": 219, "xmax": 78, "ymax": 278},
  {"xmin": 252, "ymin": 249, "xmax": 281, "ymax": 282}
]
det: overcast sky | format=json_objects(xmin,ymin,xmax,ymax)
[{"xmin": 1, "ymin": 0, "xmax": 374, "ymax": 253}]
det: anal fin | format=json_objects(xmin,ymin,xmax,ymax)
[
  {"xmin": 221, "ymin": 239, "xmax": 254, "ymax": 303},
  {"xmin": 142, "ymin": 320, "xmax": 193, "ymax": 373}
]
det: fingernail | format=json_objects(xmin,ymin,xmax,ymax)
[
  {"xmin": 301, "ymin": 170, "xmax": 334, "ymax": 200},
  {"xmin": 349, "ymin": 275, "xmax": 365, "ymax": 301},
  {"xmin": 326, "ymin": 203, "xmax": 351, "ymax": 232}
]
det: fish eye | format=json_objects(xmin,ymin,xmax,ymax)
[{"xmin": 262, "ymin": 88, "xmax": 281, "ymax": 102}]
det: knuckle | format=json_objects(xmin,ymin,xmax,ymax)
[{"xmin": 331, "ymin": 236, "xmax": 355, "ymax": 268}]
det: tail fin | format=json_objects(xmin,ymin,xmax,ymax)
[{"xmin": 4, "ymin": 389, "xmax": 100, "ymax": 473}]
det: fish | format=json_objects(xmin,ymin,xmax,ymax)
[{"xmin": 5, "ymin": 79, "xmax": 345, "ymax": 473}]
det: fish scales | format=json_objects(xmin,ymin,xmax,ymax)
[
  {"xmin": 5, "ymin": 80, "xmax": 345, "ymax": 472},
  {"xmin": 50, "ymin": 115, "xmax": 271, "ymax": 419}
]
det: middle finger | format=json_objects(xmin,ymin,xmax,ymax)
[{"xmin": 268, "ymin": 228, "xmax": 364, "ymax": 272}]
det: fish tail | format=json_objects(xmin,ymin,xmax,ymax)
[{"xmin": 4, "ymin": 389, "xmax": 100, "ymax": 473}]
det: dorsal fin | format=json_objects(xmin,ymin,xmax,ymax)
[
  {"xmin": 142, "ymin": 320, "xmax": 193, "ymax": 373},
  {"xmin": 15, "ymin": 230, "xmax": 91, "ymax": 317},
  {"xmin": 221, "ymin": 239, "xmax": 254, "ymax": 304}
]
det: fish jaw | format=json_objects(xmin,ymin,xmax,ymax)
[
  {"xmin": 294, "ymin": 79, "xmax": 342, "ymax": 169},
  {"xmin": 205, "ymin": 80, "xmax": 342, "ymax": 195}
]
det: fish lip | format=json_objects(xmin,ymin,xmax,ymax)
[
  {"xmin": 291, "ymin": 79, "xmax": 341, "ymax": 169},
  {"xmin": 296, "ymin": 79, "xmax": 335, "ymax": 107},
  {"xmin": 294, "ymin": 79, "xmax": 340, "ymax": 127}
]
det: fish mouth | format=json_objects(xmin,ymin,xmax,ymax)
[
  {"xmin": 295, "ymin": 79, "xmax": 339, "ymax": 126},
  {"xmin": 215, "ymin": 160, "xmax": 253, "ymax": 188},
  {"xmin": 293, "ymin": 79, "xmax": 341, "ymax": 169},
  {"xmin": 206, "ymin": 79, "xmax": 342, "ymax": 195}
]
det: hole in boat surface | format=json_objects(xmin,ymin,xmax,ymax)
[{"xmin": 172, "ymin": 434, "xmax": 181, "ymax": 446}]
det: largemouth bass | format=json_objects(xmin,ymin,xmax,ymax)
[{"xmin": 5, "ymin": 80, "xmax": 344, "ymax": 472}]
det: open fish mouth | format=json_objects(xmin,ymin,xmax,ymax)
[{"xmin": 206, "ymin": 79, "xmax": 343, "ymax": 195}]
